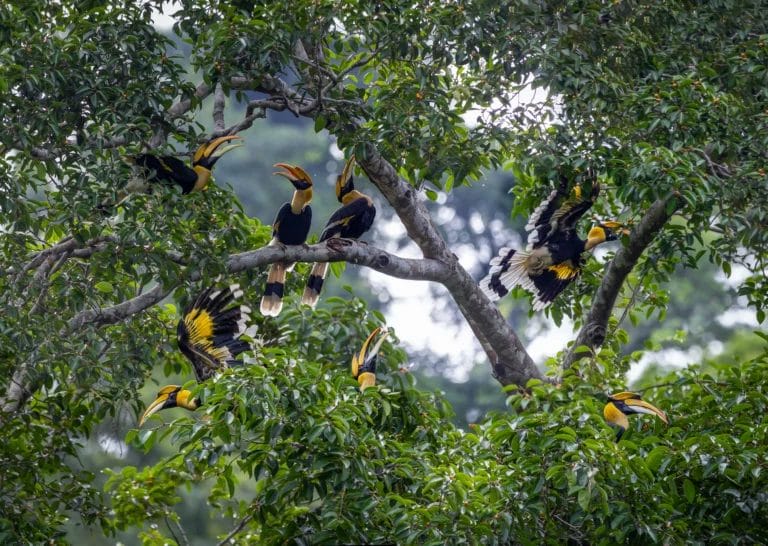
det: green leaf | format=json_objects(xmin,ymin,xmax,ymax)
[
  {"xmin": 683, "ymin": 478, "xmax": 696, "ymax": 503},
  {"xmin": 94, "ymin": 281, "xmax": 113, "ymax": 293}
]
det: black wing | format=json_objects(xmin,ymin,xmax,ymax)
[
  {"xmin": 274, "ymin": 203, "xmax": 312, "ymax": 245},
  {"xmin": 135, "ymin": 154, "xmax": 197, "ymax": 194},
  {"xmin": 176, "ymin": 285, "xmax": 251, "ymax": 382},
  {"xmin": 526, "ymin": 177, "xmax": 599, "ymax": 249},
  {"xmin": 319, "ymin": 197, "xmax": 375, "ymax": 241}
]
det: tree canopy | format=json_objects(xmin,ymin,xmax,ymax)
[{"xmin": 1, "ymin": 0, "xmax": 767, "ymax": 543}]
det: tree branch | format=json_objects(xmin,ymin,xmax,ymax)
[
  {"xmin": 354, "ymin": 143, "xmax": 542, "ymax": 385},
  {"xmin": 563, "ymin": 195, "xmax": 680, "ymax": 369},
  {"xmin": 213, "ymin": 83, "xmax": 226, "ymax": 132},
  {"xmin": 216, "ymin": 514, "xmax": 253, "ymax": 546},
  {"xmin": 229, "ymin": 239, "xmax": 448, "ymax": 281}
]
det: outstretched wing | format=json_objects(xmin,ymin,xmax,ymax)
[
  {"xmin": 526, "ymin": 176, "xmax": 600, "ymax": 249},
  {"xmin": 177, "ymin": 285, "xmax": 251, "ymax": 382}
]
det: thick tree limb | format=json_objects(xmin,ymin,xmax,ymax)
[
  {"xmin": 67, "ymin": 283, "xmax": 174, "ymax": 332},
  {"xmin": 228, "ymin": 240, "xmax": 448, "ymax": 282},
  {"xmin": 0, "ymin": 241, "xmax": 447, "ymax": 413},
  {"xmin": 223, "ymin": 61, "xmax": 545, "ymax": 386},
  {"xmin": 354, "ymin": 145, "xmax": 542, "ymax": 385},
  {"xmin": 563, "ymin": 196, "xmax": 679, "ymax": 369}
]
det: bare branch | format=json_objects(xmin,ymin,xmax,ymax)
[
  {"xmin": 167, "ymin": 81, "xmax": 214, "ymax": 119},
  {"xmin": 354, "ymin": 142, "xmax": 542, "ymax": 385},
  {"xmin": 213, "ymin": 83, "xmax": 226, "ymax": 132},
  {"xmin": 216, "ymin": 514, "xmax": 253, "ymax": 546},
  {"xmin": 228, "ymin": 239, "xmax": 449, "ymax": 282},
  {"xmin": 67, "ymin": 283, "xmax": 174, "ymax": 332},
  {"xmin": 563, "ymin": 196, "xmax": 680, "ymax": 369}
]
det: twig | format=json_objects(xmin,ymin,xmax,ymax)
[{"xmin": 216, "ymin": 514, "xmax": 254, "ymax": 546}]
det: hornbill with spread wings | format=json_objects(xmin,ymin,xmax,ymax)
[
  {"xmin": 351, "ymin": 326, "xmax": 389, "ymax": 391},
  {"xmin": 139, "ymin": 284, "xmax": 251, "ymax": 425},
  {"xmin": 480, "ymin": 175, "xmax": 627, "ymax": 310},
  {"xmin": 603, "ymin": 391, "xmax": 668, "ymax": 441},
  {"xmin": 302, "ymin": 156, "xmax": 376, "ymax": 308},
  {"xmin": 260, "ymin": 163, "xmax": 314, "ymax": 317},
  {"xmin": 132, "ymin": 135, "xmax": 243, "ymax": 194}
]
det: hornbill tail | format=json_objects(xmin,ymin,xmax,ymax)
[
  {"xmin": 479, "ymin": 247, "xmax": 535, "ymax": 302},
  {"xmin": 301, "ymin": 262, "xmax": 328, "ymax": 308},
  {"xmin": 260, "ymin": 263, "xmax": 287, "ymax": 317}
]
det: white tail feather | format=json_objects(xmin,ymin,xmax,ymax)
[{"xmin": 480, "ymin": 249, "xmax": 533, "ymax": 301}]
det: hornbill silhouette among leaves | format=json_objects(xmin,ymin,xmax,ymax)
[
  {"xmin": 139, "ymin": 284, "xmax": 251, "ymax": 425},
  {"xmin": 132, "ymin": 135, "xmax": 243, "ymax": 195},
  {"xmin": 480, "ymin": 175, "xmax": 627, "ymax": 310},
  {"xmin": 260, "ymin": 163, "xmax": 313, "ymax": 317},
  {"xmin": 351, "ymin": 326, "xmax": 389, "ymax": 391},
  {"xmin": 302, "ymin": 156, "xmax": 376, "ymax": 307},
  {"xmin": 603, "ymin": 391, "xmax": 668, "ymax": 441}
]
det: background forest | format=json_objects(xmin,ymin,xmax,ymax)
[{"xmin": 1, "ymin": 1, "xmax": 767, "ymax": 544}]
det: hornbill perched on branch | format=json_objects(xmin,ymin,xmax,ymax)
[
  {"xmin": 351, "ymin": 326, "xmax": 389, "ymax": 391},
  {"xmin": 139, "ymin": 284, "xmax": 251, "ymax": 425},
  {"xmin": 132, "ymin": 135, "xmax": 243, "ymax": 194},
  {"xmin": 603, "ymin": 391, "xmax": 668, "ymax": 442},
  {"xmin": 480, "ymin": 175, "xmax": 627, "ymax": 310},
  {"xmin": 260, "ymin": 163, "xmax": 313, "ymax": 317},
  {"xmin": 302, "ymin": 155, "xmax": 376, "ymax": 308}
]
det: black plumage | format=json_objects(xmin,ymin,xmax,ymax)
[
  {"xmin": 302, "ymin": 156, "xmax": 376, "ymax": 308},
  {"xmin": 261, "ymin": 164, "xmax": 314, "ymax": 317},
  {"xmin": 481, "ymin": 174, "xmax": 624, "ymax": 310}
]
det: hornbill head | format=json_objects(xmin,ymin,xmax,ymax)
[
  {"xmin": 351, "ymin": 326, "xmax": 389, "ymax": 391},
  {"xmin": 273, "ymin": 163, "xmax": 314, "ymax": 190},
  {"xmin": 585, "ymin": 220, "xmax": 630, "ymax": 250},
  {"xmin": 192, "ymin": 135, "xmax": 243, "ymax": 170},
  {"xmin": 604, "ymin": 391, "xmax": 668, "ymax": 441},
  {"xmin": 335, "ymin": 155, "xmax": 356, "ymax": 203},
  {"xmin": 139, "ymin": 385, "xmax": 199, "ymax": 425}
]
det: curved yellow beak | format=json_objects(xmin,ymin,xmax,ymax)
[
  {"xmin": 193, "ymin": 135, "xmax": 243, "ymax": 164},
  {"xmin": 273, "ymin": 163, "xmax": 313, "ymax": 191},
  {"xmin": 138, "ymin": 385, "xmax": 198, "ymax": 425},
  {"xmin": 351, "ymin": 326, "xmax": 389, "ymax": 391}
]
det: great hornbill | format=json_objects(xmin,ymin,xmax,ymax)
[
  {"xmin": 302, "ymin": 155, "xmax": 376, "ymax": 308},
  {"xmin": 603, "ymin": 391, "xmax": 668, "ymax": 442},
  {"xmin": 351, "ymin": 326, "xmax": 389, "ymax": 391},
  {"xmin": 480, "ymin": 176, "xmax": 627, "ymax": 310},
  {"xmin": 133, "ymin": 135, "xmax": 243, "ymax": 194},
  {"xmin": 139, "ymin": 284, "xmax": 251, "ymax": 425},
  {"xmin": 260, "ymin": 163, "xmax": 314, "ymax": 317}
]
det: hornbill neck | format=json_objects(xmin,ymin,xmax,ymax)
[
  {"xmin": 192, "ymin": 165, "xmax": 213, "ymax": 192},
  {"xmin": 584, "ymin": 225, "xmax": 608, "ymax": 251},
  {"xmin": 290, "ymin": 188, "xmax": 313, "ymax": 214},
  {"xmin": 341, "ymin": 189, "xmax": 368, "ymax": 206}
]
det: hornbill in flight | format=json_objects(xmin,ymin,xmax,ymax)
[
  {"xmin": 132, "ymin": 135, "xmax": 243, "ymax": 194},
  {"xmin": 480, "ymin": 175, "xmax": 627, "ymax": 310},
  {"xmin": 351, "ymin": 326, "xmax": 389, "ymax": 391},
  {"xmin": 302, "ymin": 155, "xmax": 376, "ymax": 308},
  {"xmin": 603, "ymin": 391, "xmax": 668, "ymax": 442},
  {"xmin": 139, "ymin": 284, "xmax": 251, "ymax": 425},
  {"xmin": 260, "ymin": 163, "xmax": 314, "ymax": 317}
]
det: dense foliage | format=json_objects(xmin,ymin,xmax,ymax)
[{"xmin": 1, "ymin": 0, "xmax": 767, "ymax": 543}]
